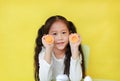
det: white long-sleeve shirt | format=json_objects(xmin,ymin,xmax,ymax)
[{"xmin": 39, "ymin": 47, "xmax": 82, "ymax": 81}]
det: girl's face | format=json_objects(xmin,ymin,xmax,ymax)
[{"xmin": 49, "ymin": 20, "xmax": 69, "ymax": 51}]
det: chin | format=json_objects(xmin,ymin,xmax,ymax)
[
  {"xmin": 57, "ymin": 47, "xmax": 65, "ymax": 50},
  {"xmin": 55, "ymin": 45, "xmax": 66, "ymax": 50}
]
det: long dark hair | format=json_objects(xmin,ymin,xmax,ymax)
[{"xmin": 34, "ymin": 15, "xmax": 85, "ymax": 81}]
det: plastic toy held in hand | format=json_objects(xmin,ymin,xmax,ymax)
[
  {"xmin": 45, "ymin": 35, "xmax": 54, "ymax": 44},
  {"xmin": 69, "ymin": 34, "xmax": 79, "ymax": 43}
]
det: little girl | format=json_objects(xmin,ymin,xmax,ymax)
[{"xmin": 34, "ymin": 15, "xmax": 85, "ymax": 81}]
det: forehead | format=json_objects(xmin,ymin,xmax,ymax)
[{"xmin": 49, "ymin": 21, "xmax": 69, "ymax": 32}]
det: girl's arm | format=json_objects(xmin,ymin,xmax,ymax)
[
  {"xmin": 69, "ymin": 33, "xmax": 82, "ymax": 81},
  {"xmin": 39, "ymin": 35, "xmax": 54, "ymax": 81},
  {"xmin": 39, "ymin": 47, "xmax": 53, "ymax": 81},
  {"xmin": 44, "ymin": 47, "xmax": 53, "ymax": 64},
  {"xmin": 69, "ymin": 55, "xmax": 82, "ymax": 81}
]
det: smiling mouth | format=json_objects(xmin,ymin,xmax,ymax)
[{"xmin": 57, "ymin": 42, "xmax": 64, "ymax": 45}]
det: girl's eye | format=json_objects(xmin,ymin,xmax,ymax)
[
  {"xmin": 62, "ymin": 31, "xmax": 66, "ymax": 34},
  {"xmin": 52, "ymin": 32, "xmax": 57, "ymax": 35}
]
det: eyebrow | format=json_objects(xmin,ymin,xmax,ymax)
[
  {"xmin": 53, "ymin": 29, "xmax": 67, "ymax": 32},
  {"xmin": 51, "ymin": 28, "xmax": 68, "ymax": 32}
]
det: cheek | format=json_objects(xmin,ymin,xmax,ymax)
[
  {"xmin": 54, "ymin": 37, "xmax": 58, "ymax": 42},
  {"xmin": 64, "ymin": 36, "xmax": 69, "ymax": 42}
]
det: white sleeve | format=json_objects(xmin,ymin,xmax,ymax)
[
  {"xmin": 69, "ymin": 55, "xmax": 82, "ymax": 81},
  {"xmin": 39, "ymin": 47, "xmax": 53, "ymax": 81}
]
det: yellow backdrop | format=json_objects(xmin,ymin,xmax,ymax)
[{"xmin": 0, "ymin": 0, "xmax": 120, "ymax": 81}]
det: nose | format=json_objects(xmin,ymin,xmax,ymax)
[{"xmin": 58, "ymin": 34, "xmax": 63, "ymax": 40}]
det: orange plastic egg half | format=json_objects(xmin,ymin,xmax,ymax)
[
  {"xmin": 45, "ymin": 35, "xmax": 54, "ymax": 44},
  {"xmin": 70, "ymin": 34, "xmax": 79, "ymax": 43}
]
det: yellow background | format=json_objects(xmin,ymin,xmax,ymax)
[{"xmin": 0, "ymin": 0, "xmax": 120, "ymax": 81}]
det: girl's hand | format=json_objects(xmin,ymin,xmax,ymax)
[
  {"xmin": 69, "ymin": 33, "xmax": 82, "ymax": 59},
  {"xmin": 42, "ymin": 35, "xmax": 54, "ymax": 64},
  {"xmin": 42, "ymin": 35, "xmax": 54, "ymax": 51},
  {"xmin": 69, "ymin": 33, "xmax": 81, "ymax": 48}
]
